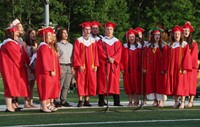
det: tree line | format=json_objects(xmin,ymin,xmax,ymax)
[{"xmin": 0, "ymin": 0, "xmax": 199, "ymax": 44}]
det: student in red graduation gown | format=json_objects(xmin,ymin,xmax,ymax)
[
  {"xmin": 134, "ymin": 27, "xmax": 148, "ymax": 48},
  {"xmin": 73, "ymin": 21, "xmax": 99, "ymax": 107},
  {"xmin": 97, "ymin": 22, "xmax": 122, "ymax": 106},
  {"xmin": 36, "ymin": 27, "xmax": 59, "ymax": 113},
  {"xmin": 90, "ymin": 20, "xmax": 101, "ymax": 41},
  {"xmin": 168, "ymin": 26, "xmax": 192, "ymax": 109},
  {"xmin": 134, "ymin": 27, "xmax": 148, "ymax": 105},
  {"xmin": 121, "ymin": 28, "xmax": 142, "ymax": 107},
  {"xmin": 0, "ymin": 26, "xmax": 29, "ymax": 112},
  {"xmin": 182, "ymin": 22, "xmax": 198, "ymax": 108},
  {"xmin": 143, "ymin": 28, "xmax": 168, "ymax": 107},
  {"xmin": 46, "ymin": 30, "xmax": 61, "ymax": 112}
]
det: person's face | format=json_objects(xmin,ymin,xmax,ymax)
[
  {"xmin": 174, "ymin": 31, "xmax": 181, "ymax": 42},
  {"xmin": 17, "ymin": 23, "xmax": 24, "ymax": 35},
  {"xmin": 105, "ymin": 27, "xmax": 114, "ymax": 37},
  {"xmin": 29, "ymin": 30, "xmax": 36, "ymax": 41},
  {"xmin": 51, "ymin": 34, "xmax": 56, "ymax": 43},
  {"xmin": 183, "ymin": 28, "xmax": 190, "ymax": 38},
  {"xmin": 154, "ymin": 32, "xmax": 161, "ymax": 42},
  {"xmin": 83, "ymin": 27, "xmax": 91, "ymax": 37},
  {"xmin": 128, "ymin": 34, "xmax": 135, "ymax": 44},
  {"xmin": 91, "ymin": 25, "xmax": 99, "ymax": 35},
  {"xmin": 45, "ymin": 32, "xmax": 52, "ymax": 43},
  {"xmin": 62, "ymin": 30, "xmax": 68, "ymax": 40},
  {"xmin": 138, "ymin": 32, "xmax": 142, "ymax": 38}
]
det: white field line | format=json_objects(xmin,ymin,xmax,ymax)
[{"xmin": 4, "ymin": 119, "xmax": 200, "ymax": 127}]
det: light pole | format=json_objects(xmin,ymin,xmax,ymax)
[{"xmin": 44, "ymin": 0, "xmax": 50, "ymax": 26}]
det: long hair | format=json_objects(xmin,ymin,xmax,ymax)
[
  {"xmin": 149, "ymin": 33, "xmax": 163, "ymax": 51},
  {"xmin": 184, "ymin": 33, "xmax": 193, "ymax": 49},
  {"xmin": 170, "ymin": 32, "xmax": 183, "ymax": 46},
  {"xmin": 5, "ymin": 31, "xmax": 14, "ymax": 40},
  {"xmin": 56, "ymin": 28, "xmax": 68, "ymax": 42},
  {"xmin": 24, "ymin": 28, "xmax": 36, "ymax": 46}
]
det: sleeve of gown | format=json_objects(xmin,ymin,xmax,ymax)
[
  {"xmin": 73, "ymin": 40, "xmax": 82, "ymax": 68},
  {"xmin": 111, "ymin": 41, "xmax": 122, "ymax": 65},
  {"xmin": 39, "ymin": 45, "xmax": 54, "ymax": 72},
  {"xmin": 4, "ymin": 42, "xmax": 23, "ymax": 68},
  {"xmin": 182, "ymin": 44, "xmax": 192, "ymax": 71}
]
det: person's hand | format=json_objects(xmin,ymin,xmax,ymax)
[
  {"xmin": 160, "ymin": 70, "xmax": 167, "ymax": 75},
  {"xmin": 143, "ymin": 69, "xmax": 147, "ymax": 74},
  {"xmin": 79, "ymin": 66, "xmax": 84, "ymax": 72},
  {"xmin": 71, "ymin": 67, "xmax": 75, "ymax": 74},
  {"xmin": 182, "ymin": 70, "xmax": 187, "ymax": 74},
  {"xmin": 108, "ymin": 57, "xmax": 114, "ymax": 64},
  {"xmin": 93, "ymin": 66, "xmax": 97, "ymax": 72},
  {"xmin": 60, "ymin": 68, "xmax": 63, "ymax": 76},
  {"xmin": 51, "ymin": 71, "xmax": 56, "ymax": 77}
]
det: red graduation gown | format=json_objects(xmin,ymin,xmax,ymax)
[
  {"xmin": 36, "ymin": 42, "xmax": 59, "ymax": 101},
  {"xmin": 0, "ymin": 39, "xmax": 29, "ymax": 97},
  {"xmin": 97, "ymin": 37, "xmax": 122, "ymax": 95},
  {"xmin": 51, "ymin": 50, "xmax": 61, "ymax": 98},
  {"xmin": 73, "ymin": 37, "xmax": 99, "ymax": 96},
  {"xmin": 188, "ymin": 41, "xmax": 198, "ymax": 95},
  {"xmin": 167, "ymin": 41, "xmax": 192, "ymax": 96},
  {"xmin": 120, "ymin": 43, "xmax": 142, "ymax": 94},
  {"xmin": 143, "ymin": 43, "xmax": 168, "ymax": 95}
]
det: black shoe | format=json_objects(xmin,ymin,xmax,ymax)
[
  {"xmin": 114, "ymin": 103, "xmax": 123, "ymax": 106},
  {"xmin": 39, "ymin": 109, "xmax": 51, "ymax": 113},
  {"xmin": 98, "ymin": 101, "xmax": 104, "ymax": 107},
  {"xmin": 54, "ymin": 102, "xmax": 62, "ymax": 108},
  {"xmin": 61, "ymin": 102, "xmax": 72, "ymax": 107},
  {"xmin": 5, "ymin": 109, "xmax": 15, "ymax": 112},
  {"xmin": 83, "ymin": 101, "xmax": 92, "ymax": 107},
  {"xmin": 77, "ymin": 100, "xmax": 83, "ymax": 107},
  {"xmin": 15, "ymin": 108, "xmax": 22, "ymax": 112}
]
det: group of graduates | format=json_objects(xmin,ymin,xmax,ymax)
[{"xmin": 0, "ymin": 18, "xmax": 198, "ymax": 113}]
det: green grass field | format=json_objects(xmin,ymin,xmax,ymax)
[{"xmin": 1, "ymin": 78, "xmax": 200, "ymax": 127}]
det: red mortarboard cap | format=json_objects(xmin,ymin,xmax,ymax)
[
  {"xmin": 6, "ymin": 26, "xmax": 19, "ymax": 33},
  {"xmin": 104, "ymin": 22, "xmax": 116, "ymax": 28},
  {"xmin": 79, "ymin": 21, "xmax": 91, "ymax": 28},
  {"xmin": 126, "ymin": 28, "xmax": 138, "ymax": 36},
  {"xmin": 91, "ymin": 20, "xmax": 101, "ymax": 27},
  {"xmin": 172, "ymin": 25, "xmax": 183, "ymax": 33},
  {"xmin": 9, "ymin": 18, "xmax": 21, "ymax": 27},
  {"xmin": 38, "ymin": 27, "xmax": 54, "ymax": 37},
  {"xmin": 134, "ymin": 27, "xmax": 145, "ymax": 33},
  {"xmin": 182, "ymin": 22, "xmax": 194, "ymax": 32}
]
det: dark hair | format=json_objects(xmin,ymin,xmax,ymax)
[
  {"xmin": 56, "ymin": 28, "xmax": 68, "ymax": 42},
  {"xmin": 24, "ymin": 28, "xmax": 36, "ymax": 46},
  {"xmin": 5, "ymin": 31, "xmax": 14, "ymax": 40},
  {"xmin": 184, "ymin": 33, "xmax": 193, "ymax": 49},
  {"xmin": 149, "ymin": 33, "xmax": 163, "ymax": 51},
  {"xmin": 170, "ymin": 32, "xmax": 183, "ymax": 46}
]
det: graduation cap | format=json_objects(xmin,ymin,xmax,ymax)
[
  {"xmin": 5, "ymin": 25, "xmax": 19, "ymax": 33},
  {"xmin": 126, "ymin": 28, "xmax": 138, "ymax": 36},
  {"xmin": 38, "ymin": 27, "xmax": 54, "ymax": 37},
  {"xmin": 134, "ymin": 27, "xmax": 145, "ymax": 33},
  {"xmin": 150, "ymin": 27, "xmax": 164, "ymax": 35},
  {"xmin": 103, "ymin": 22, "xmax": 116, "ymax": 28},
  {"xmin": 79, "ymin": 21, "xmax": 91, "ymax": 28},
  {"xmin": 91, "ymin": 20, "xmax": 101, "ymax": 27},
  {"xmin": 172, "ymin": 25, "xmax": 183, "ymax": 33},
  {"xmin": 182, "ymin": 22, "xmax": 194, "ymax": 32}
]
